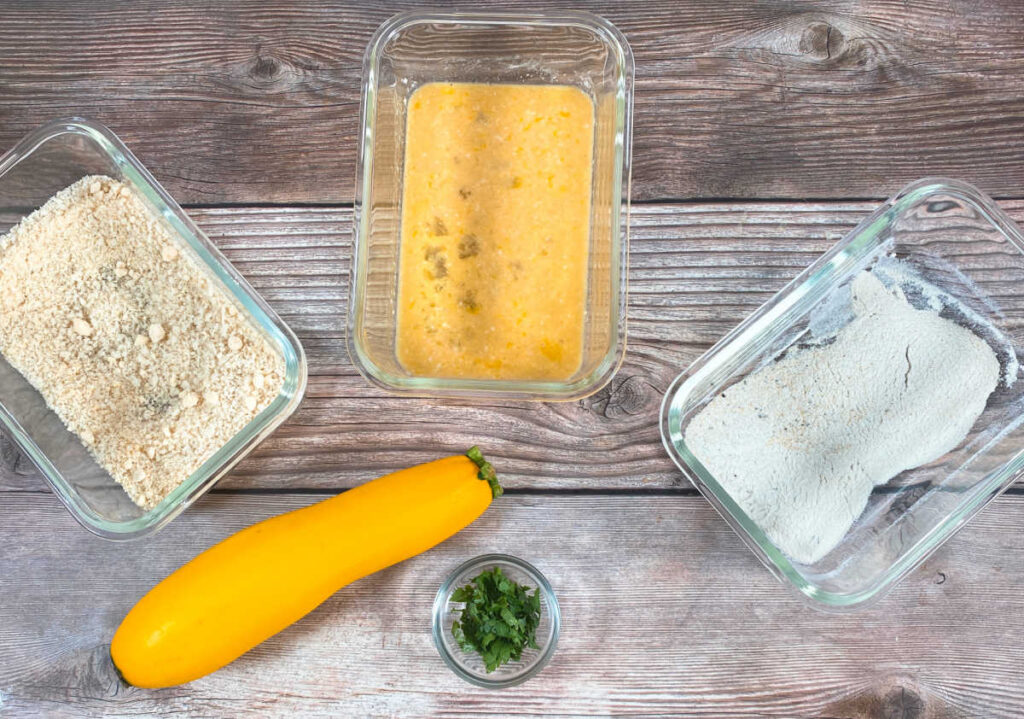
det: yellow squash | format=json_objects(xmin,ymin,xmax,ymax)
[{"xmin": 111, "ymin": 447, "xmax": 501, "ymax": 688}]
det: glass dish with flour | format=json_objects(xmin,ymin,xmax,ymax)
[{"xmin": 662, "ymin": 179, "xmax": 1024, "ymax": 610}]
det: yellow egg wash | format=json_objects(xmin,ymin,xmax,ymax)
[{"xmin": 396, "ymin": 82, "xmax": 594, "ymax": 381}]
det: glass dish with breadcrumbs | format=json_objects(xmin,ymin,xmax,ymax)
[
  {"xmin": 350, "ymin": 11, "xmax": 633, "ymax": 400},
  {"xmin": 0, "ymin": 118, "xmax": 306, "ymax": 539}
]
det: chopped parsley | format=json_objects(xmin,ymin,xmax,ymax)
[{"xmin": 451, "ymin": 566, "xmax": 541, "ymax": 673}]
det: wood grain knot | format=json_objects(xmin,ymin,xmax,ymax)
[
  {"xmin": 769, "ymin": 14, "xmax": 902, "ymax": 75},
  {"xmin": 926, "ymin": 200, "xmax": 959, "ymax": 214},
  {"xmin": 882, "ymin": 686, "xmax": 924, "ymax": 719},
  {"xmin": 251, "ymin": 54, "xmax": 282, "ymax": 80},
  {"xmin": 0, "ymin": 431, "xmax": 33, "ymax": 476},
  {"xmin": 33, "ymin": 644, "xmax": 127, "ymax": 701},
  {"xmin": 826, "ymin": 681, "xmax": 928, "ymax": 719},
  {"xmin": 583, "ymin": 375, "xmax": 658, "ymax": 419},
  {"xmin": 799, "ymin": 21, "xmax": 845, "ymax": 62}
]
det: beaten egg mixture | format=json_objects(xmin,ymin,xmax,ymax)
[{"xmin": 396, "ymin": 82, "xmax": 594, "ymax": 381}]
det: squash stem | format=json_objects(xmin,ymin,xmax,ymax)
[{"xmin": 466, "ymin": 446, "xmax": 502, "ymax": 499}]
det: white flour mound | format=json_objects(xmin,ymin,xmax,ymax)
[{"xmin": 685, "ymin": 271, "xmax": 1001, "ymax": 564}]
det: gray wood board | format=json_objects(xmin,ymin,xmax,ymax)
[
  {"xmin": 1, "ymin": 491, "xmax": 1021, "ymax": 718},
  {"xmin": 2, "ymin": 0, "xmax": 1024, "ymax": 203},
  {"xmin": 3, "ymin": 201, "xmax": 1023, "ymax": 493}
]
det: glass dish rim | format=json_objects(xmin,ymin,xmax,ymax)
[
  {"xmin": 431, "ymin": 553, "xmax": 561, "ymax": 689},
  {"xmin": 348, "ymin": 9, "xmax": 634, "ymax": 401},
  {"xmin": 0, "ymin": 116, "xmax": 308, "ymax": 540},
  {"xmin": 659, "ymin": 177, "xmax": 1024, "ymax": 610}
]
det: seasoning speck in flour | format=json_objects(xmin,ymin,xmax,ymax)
[
  {"xmin": 685, "ymin": 271, "xmax": 1001, "ymax": 564},
  {"xmin": 0, "ymin": 176, "xmax": 285, "ymax": 510}
]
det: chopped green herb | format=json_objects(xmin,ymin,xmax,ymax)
[
  {"xmin": 457, "ymin": 233, "xmax": 480, "ymax": 259},
  {"xmin": 450, "ymin": 566, "xmax": 541, "ymax": 673}
]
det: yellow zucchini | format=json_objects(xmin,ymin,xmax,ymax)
[{"xmin": 111, "ymin": 447, "xmax": 501, "ymax": 688}]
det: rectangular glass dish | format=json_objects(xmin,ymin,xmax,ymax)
[
  {"xmin": 350, "ymin": 10, "xmax": 633, "ymax": 400},
  {"xmin": 0, "ymin": 118, "xmax": 306, "ymax": 540},
  {"xmin": 661, "ymin": 178, "xmax": 1024, "ymax": 609}
]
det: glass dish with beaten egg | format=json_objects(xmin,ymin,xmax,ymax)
[{"xmin": 349, "ymin": 11, "xmax": 633, "ymax": 400}]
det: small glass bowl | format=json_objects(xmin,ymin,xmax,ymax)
[
  {"xmin": 350, "ymin": 10, "xmax": 633, "ymax": 401},
  {"xmin": 0, "ymin": 118, "xmax": 307, "ymax": 540},
  {"xmin": 432, "ymin": 554, "xmax": 560, "ymax": 688}
]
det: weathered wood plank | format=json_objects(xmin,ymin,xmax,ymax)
[
  {"xmin": 2, "ymin": 1, "xmax": 1024, "ymax": 203},
  {"xmin": 1, "ymin": 491, "xmax": 1022, "ymax": 718},
  {"xmin": 3, "ymin": 200, "xmax": 1024, "ymax": 493}
]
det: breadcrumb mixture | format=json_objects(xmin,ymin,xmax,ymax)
[{"xmin": 0, "ymin": 176, "xmax": 285, "ymax": 509}]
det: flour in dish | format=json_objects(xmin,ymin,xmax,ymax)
[{"xmin": 685, "ymin": 270, "xmax": 1001, "ymax": 564}]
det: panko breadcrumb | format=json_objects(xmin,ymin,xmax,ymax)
[{"xmin": 0, "ymin": 176, "xmax": 285, "ymax": 509}]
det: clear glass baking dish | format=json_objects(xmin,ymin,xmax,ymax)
[
  {"xmin": 661, "ymin": 178, "xmax": 1024, "ymax": 610},
  {"xmin": 349, "ymin": 10, "xmax": 633, "ymax": 400},
  {"xmin": 0, "ymin": 118, "xmax": 307, "ymax": 540}
]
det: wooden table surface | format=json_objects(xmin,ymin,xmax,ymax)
[{"xmin": 2, "ymin": 2, "xmax": 1024, "ymax": 717}]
